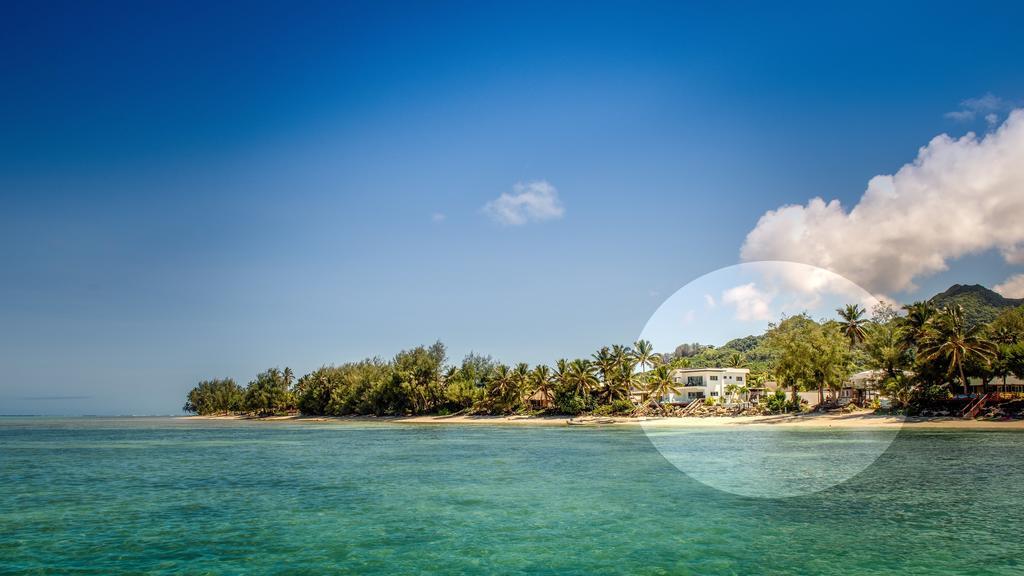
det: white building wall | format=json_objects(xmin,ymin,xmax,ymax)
[{"xmin": 665, "ymin": 368, "xmax": 751, "ymax": 404}]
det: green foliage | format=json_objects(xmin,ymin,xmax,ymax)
[
  {"xmin": 183, "ymin": 378, "xmax": 243, "ymax": 415},
  {"xmin": 553, "ymin": 392, "xmax": 596, "ymax": 416},
  {"xmin": 919, "ymin": 305, "xmax": 996, "ymax": 394},
  {"xmin": 929, "ymin": 284, "xmax": 1022, "ymax": 329},
  {"xmin": 764, "ymin": 314, "xmax": 852, "ymax": 401},
  {"xmin": 188, "ymin": 289, "xmax": 1023, "ymax": 419},
  {"xmin": 761, "ymin": 390, "xmax": 798, "ymax": 414},
  {"xmin": 244, "ymin": 368, "xmax": 295, "ymax": 415}
]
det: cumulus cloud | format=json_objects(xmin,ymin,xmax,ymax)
[
  {"xmin": 721, "ymin": 283, "xmax": 774, "ymax": 322},
  {"xmin": 994, "ymin": 274, "xmax": 1024, "ymax": 299},
  {"xmin": 483, "ymin": 181, "xmax": 565, "ymax": 226},
  {"xmin": 741, "ymin": 109, "xmax": 1024, "ymax": 296}
]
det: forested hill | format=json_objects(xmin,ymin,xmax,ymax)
[
  {"xmin": 666, "ymin": 283, "xmax": 1023, "ymax": 368},
  {"xmin": 928, "ymin": 284, "xmax": 1023, "ymax": 327}
]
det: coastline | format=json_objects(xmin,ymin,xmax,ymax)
[{"xmin": 187, "ymin": 412, "xmax": 1024, "ymax": 429}]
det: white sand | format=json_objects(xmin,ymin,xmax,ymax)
[{"xmin": 189, "ymin": 412, "xmax": 1024, "ymax": 429}]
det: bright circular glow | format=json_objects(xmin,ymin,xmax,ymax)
[{"xmin": 638, "ymin": 261, "xmax": 903, "ymax": 498}]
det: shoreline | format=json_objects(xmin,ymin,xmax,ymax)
[{"xmin": 187, "ymin": 412, "xmax": 1024, "ymax": 430}]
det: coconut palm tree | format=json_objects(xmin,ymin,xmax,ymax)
[
  {"xmin": 920, "ymin": 306, "xmax": 996, "ymax": 395},
  {"xmin": 837, "ymin": 304, "xmax": 868, "ymax": 348},
  {"xmin": 900, "ymin": 301, "xmax": 936, "ymax": 351},
  {"xmin": 607, "ymin": 356, "xmax": 638, "ymax": 403},
  {"xmin": 566, "ymin": 359, "xmax": 599, "ymax": 398},
  {"xmin": 592, "ymin": 347, "xmax": 618, "ymax": 400},
  {"xmin": 512, "ymin": 362, "xmax": 531, "ymax": 402},
  {"xmin": 530, "ymin": 364, "xmax": 553, "ymax": 407},
  {"xmin": 725, "ymin": 351, "xmax": 745, "ymax": 368},
  {"xmin": 552, "ymin": 358, "xmax": 570, "ymax": 390},
  {"xmin": 991, "ymin": 326, "xmax": 1021, "ymax": 392},
  {"xmin": 724, "ymin": 382, "xmax": 739, "ymax": 404},
  {"xmin": 645, "ymin": 365, "xmax": 680, "ymax": 414},
  {"xmin": 487, "ymin": 364, "xmax": 516, "ymax": 408},
  {"xmin": 633, "ymin": 340, "xmax": 657, "ymax": 374}
]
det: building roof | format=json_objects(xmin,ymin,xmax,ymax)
[
  {"xmin": 669, "ymin": 367, "xmax": 750, "ymax": 374},
  {"xmin": 527, "ymin": 389, "xmax": 553, "ymax": 401}
]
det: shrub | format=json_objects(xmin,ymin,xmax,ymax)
[
  {"xmin": 762, "ymin": 390, "xmax": 800, "ymax": 414},
  {"xmin": 555, "ymin": 393, "xmax": 596, "ymax": 416},
  {"xmin": 610, "ymin": 398, "xmax": 635, "ymax": 414}
]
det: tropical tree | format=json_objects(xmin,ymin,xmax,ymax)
[
  {"xmin": 900, "ymin": 301, "xmax": 936, "ymax": 354},
  {"xmin": 864, "ymin": 318, "xmax": 910, "ymax": 379},
  {"xmin": 592, "ymin": 347, "xmax": 617, "ymax": 400},
  {"xmin": 644, "ymin": 364, "xmax": 680, "ymax": 414},
  {"xmin": 566, "ymin": 359, "xmax": 598, "ymax": 397},
  {"xmin": 244, "ymin": 368, "xmax": 294, "ymax": 415},
  {"xmin": 632, "ymin": 340, "xmax": 657, "ymax": 374},
  {"xmin": 486, "ymin": 364, "xmax": 518, "ymax": 412},
  {"xmin": 920, "ymin": 305, "xmax": 996, "ymax": 394},
  {"xmin": 183, "ymin": 378, "xmax": 244, "ymax": 415},
  {"xmin": 837, "ymin": 304, "xmax": 868, "ymax": 348},
  {"xmin": 530, "ymin": 364, "xmax": 553, "ymax": 406}
]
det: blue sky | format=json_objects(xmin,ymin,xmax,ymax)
[{"xmin": 3, "ymin": 1, "xmax": 1024, "ymax": 414}]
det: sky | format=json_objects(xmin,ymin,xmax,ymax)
[{"xmin": 2, "ymin": 1, "xmax": 1024, "ymax": 415}]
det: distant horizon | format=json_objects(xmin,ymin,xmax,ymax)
[{"xmin": 5, "ymin": 277, "xmax": 1015, "ymax": 417}]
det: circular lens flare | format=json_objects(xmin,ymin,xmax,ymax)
[{"xmin": 638, "ymin": 261, "xmax": 903, "ymax": 498}]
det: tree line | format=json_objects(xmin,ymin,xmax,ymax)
[{"xmin": 184, "ymin": 302, "xmax": 1024, "ymax": 417}]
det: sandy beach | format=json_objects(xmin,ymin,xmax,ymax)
[{"xmin": 189, "ymin": 412, "xmax": 1024, "ymax": 429}]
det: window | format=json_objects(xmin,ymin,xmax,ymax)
[
  {"xmin": 736, "ymin": 376, "xmax": 743, "ymax": 382},
  {"xmin": 686, "ymin": 376, "xmax": 704, "ymax": 386},
  {"xmin": 710, "ymin": 375, "xmax": 719, "ymax": 381},
  {"xmin": 710, "ymin": 391, "xmax": 719, "ymax": 397},
  {"xmin": 687, "ymin": 392, "xmax": 705, "ymax": 399}
]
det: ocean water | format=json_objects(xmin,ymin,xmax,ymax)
[{"xmin": 1, "ymin": 418, "xmax": 1022, "ymax": 575}]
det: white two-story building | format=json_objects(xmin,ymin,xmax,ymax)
[{"xmin": 662, "ymin": 367, "xmax": 751, "ymax": 405}]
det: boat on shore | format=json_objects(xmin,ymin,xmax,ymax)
[{"xmin": 567, "ymin": 416, "xmax": 617, "ymax": 426}]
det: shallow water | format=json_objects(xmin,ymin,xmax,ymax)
[{"xmin": 1, "ymin": 417, "xmax": 1022, "ymax": 575}]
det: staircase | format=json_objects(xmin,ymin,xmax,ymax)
[
  {"xmin": 679, "ymin": 399, "xmax": 703, "ymax": 416},
  {"xmin": 961, "ymin": 393, "xmax": 991, "ymax": 419}
]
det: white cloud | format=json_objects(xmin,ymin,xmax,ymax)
[
  {"xmin": 431, "ymin": 212, "xmax": 446, "ymax": 222},
  {"xmin": 994, "ymin": 274, "xmax": 1024, "ymax": 299},
  {"xmin": 741, "ymin": 109, "xmax": 1024, "ymax": 296},
  {"xmin": 703, "ymin": 293, "xmax": 716, "ymax": 308},
  {"xmin": 721, "ymin": 283, "xmax": 774, "ymax": 322},
  {"xmin": 945, "ymin": 93, "xmax": 1006, "ymax": 123},
  {"xmin": 483, "ymin": 180, "xmax": 565, "ymax": 226}
]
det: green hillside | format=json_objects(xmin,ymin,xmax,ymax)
[{"xmin": 928, "ymin": 284, "xmax": 1023, "ymax": 327}]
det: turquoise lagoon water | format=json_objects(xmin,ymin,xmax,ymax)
[{"xmin": 1, "ymin": 418, "xmax": 1023, "ymax": 575}]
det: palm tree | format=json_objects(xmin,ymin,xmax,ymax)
[
  {"xmin": 837, "ymin": 304, "xmax": 868, "ymax": 348},
  {"xmin": 724, "ymin": 382, "xmax": 739, "ymax": 403},
  {"xmin": 645, "ymin": 365, "xmax": 680, "ymax": 414},
  {"xmin": 487, "ymin": 364, "xmax": 516, "ymax": 408},
  {"xmin": 530, "ymin": 365, "xmax": 553, "ymax": 407},
  {"xmin": 566, "ymin": 359, "xmax": 598, "ymax": 397},
  {"xmin": 900, "ymin": 301, "xmax": 936, "ymax": 352},
  {"xmin": 553, "ymin": 358, "xmax": 570, "ymax": 390},
  {"xmin": 920, "ymin": 306, "xmax": 996, "ymax": 395},
  {"xmin": 513, "ymin": 362, "xmax": 531, "ymax": 403},
  {"xmin": 725, "ymin": 351, "xmax": 745, "ymax": 368},
  {"xmin": 609, "ymin": 356, "xmax": 638, "ymax": 403},
  {"xmin": 592, "ymin": 347, "xmax": 618, "ymax": 400},
  {"xmin": 633, "ymin": 340, "xmax": 657, "ymax": 374},
  {"xmin": 443, "ymin": 365, "xmax": 460, "ymax": 384}
]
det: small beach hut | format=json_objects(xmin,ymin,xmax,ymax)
[{"xmin": 527, "ymin": 389, "xmax": 554, "ymax": 410}]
